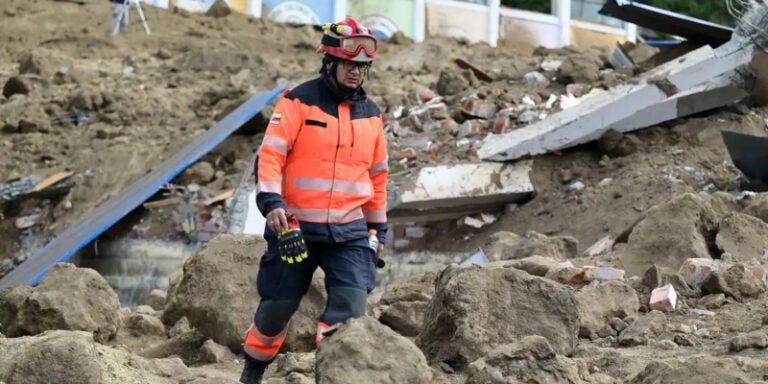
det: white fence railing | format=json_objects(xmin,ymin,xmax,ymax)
[{"xmin": 147, "ymin": 0, "xmax": 637, "ymax": 48}]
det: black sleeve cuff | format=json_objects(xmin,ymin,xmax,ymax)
[
  {"xmin": 256, "ymin": 192, "xmax": 286, "ymax": 217},
  {"xmin": 367, "ymin": 222, "xmax": 388, "ymax": 244}
]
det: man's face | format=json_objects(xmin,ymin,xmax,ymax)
[{"xmin": 334, "ymin": 60, "xmax": 368, "ymax": 89}]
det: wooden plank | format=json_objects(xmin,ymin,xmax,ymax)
[
  {"xmin": 454, "ymin": 58, "xmax": 494, "ymax": 82},
  {"xmin": 32, "ymin": 171, "xmax": 74, "ymax": 192},
  {"xmin": 203, "ymin": 189, "xmax": 234, "ymax": 206},
  {"xmin": 143, "ymin": 197, "xmax": 181, "ymax": 209}
]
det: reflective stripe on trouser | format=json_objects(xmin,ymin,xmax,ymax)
[
  {"xmin": 243, "ymin": 322, "xmax": 288, "ymax": 361},
  {"xmin": 316, "ymin": 322, "xmax": 330, "ymax": 347}
]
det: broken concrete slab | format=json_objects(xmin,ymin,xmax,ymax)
[
  {"xmin": 388, "ymin": 161, "xmax": 533, "ymax": 223},
  {"xmin": 478, "ymin": 43, "xmax": 755, "ymax": 161},
  {"xmin": 606, "ymin": 72, "xmax": 748, "ymax": 136}
]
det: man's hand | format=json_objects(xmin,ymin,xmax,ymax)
[{"xmin": 266, "ymin": 208, "xmax": 288, "ymax": 234}]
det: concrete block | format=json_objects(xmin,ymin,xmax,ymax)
[
  {"xmin": 388, "ymin": 161, "xmax": 534, "ymax": 224},
  {"xmin": 572, "ymin": 266, "xmax": 626, "ymax": 283},
  {"xmin": 649, "ymin": 284, "xmax": 677, "ymax": 312},
  {"xmin": 478, "ymin": 43, "xmax": 755, "ymax": 161},
  {"xmin": 678, "ymin": 258, "xmax": 721, "ymax": 289},
  {"xmin": 610, "ymin": 72, "xmax": 748, "ymax": 135}
]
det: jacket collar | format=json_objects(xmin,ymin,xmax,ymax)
[{"xmin": 320, "ymin": 73, "xmax": 367, "ymax": 104}]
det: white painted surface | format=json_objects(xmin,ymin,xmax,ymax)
[
  {"xmin": 413, "ymin": 0, "xmax": 426, "ymax": 42},
  {"xmin": 333, "ymin": 0, "xmax": 346, "ymax": 23},
  {"xmin": 397, "ymin": 161, "xmax": 533, "ymax": 208},
  {"xmin": 426, "ymin": 0, "xmax": 488, "ymax": 12},
  {"xmin": 247, "ymin": 0, "xmax": 262, "ymax": 17},
  {"xmin": 500, "ymin": 9, "xmax": 560, "ymax": 48},
  {"xmin": 625, "ymin": 22, "xmax": 637, "ymax": 43},
  {"xmin": 488, "ymin": 0, "xmax": 501, "ymax": 47},
  {"xmin": 571, "ymin": 19, "xmax": 625, "ymax": 36},
  {"xmin": 555, "ymin": 0, "xmax": 571, "ymax": 46},
  {"xmin": 243, "ymin": 190, "xmax": 266, "ymax": 236}
]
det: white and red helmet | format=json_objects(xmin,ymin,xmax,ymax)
[{"xmin": 317, "ymin": 17, "xmax": 378, "ymax": 62}]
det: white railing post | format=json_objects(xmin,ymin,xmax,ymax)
[
  {"xmin": 488, "ymin": 0, "xmax": 501, "ymax": 47},
  {"xmin": 414, "ymin": 0, "xmax": 426, "ymax": 43},
  {"xmin": 246, "ymin": 0, "xmax": 261, "ymax": 18},
  {"xmin": 625, "ymin": 22, "xmax": 638, "ymax": 43},
  {"xmin": 333, "ymin": 0, "xmax": 347, "ymax": 22},
  {"xmin": 556, "ymin": 0, "xmax": 571, "ymax": 47}
]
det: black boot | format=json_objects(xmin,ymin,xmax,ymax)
[{"xmin": 239, "ymin": 355, "xmax": 270, "ymax": 384}]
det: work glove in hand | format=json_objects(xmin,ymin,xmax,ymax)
[{"xmin": 278, "ymin": 212, "xmax": 308, "ymax": 264}]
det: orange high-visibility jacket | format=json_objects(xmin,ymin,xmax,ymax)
[{"xmin": 256, "ymin": 76, "xmax": 388, "ymax": 243}]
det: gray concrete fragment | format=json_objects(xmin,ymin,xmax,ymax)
[
  {"xmin": 388, "ymin": 161, "xmax": 534, "ymax": 223},
  {"xmin": 478, "ymin": 43, "xmax": 755, "ymax": 161}
]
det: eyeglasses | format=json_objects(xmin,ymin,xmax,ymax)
[{"xmin": 339, "ymin": 60, "xmax": 370, "ymax": 72}]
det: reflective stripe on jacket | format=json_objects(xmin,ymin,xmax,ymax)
[{"xmin": 256, "ymin": 75, "xmax": 388, "ymax": 243}]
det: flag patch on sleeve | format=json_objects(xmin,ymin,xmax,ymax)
[{"xmin": 269, "ymin": 112, "xmax": 282, "ymax": 125}]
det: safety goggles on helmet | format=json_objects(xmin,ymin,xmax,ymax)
[{"xmin": 341, "ymin": 35, "xmax": 377, "ymax": 57}]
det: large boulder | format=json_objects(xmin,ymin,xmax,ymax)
[
  {"xmin": 139, "ymin": 329, "xmax": 207, "ymax": 364},
  {"xmin": 575, "ymin": 281, "xmax": 639, "ymax": 339},
  {"xmin": 618, "ymin": 311, "xmax": 666, "ymax": 346},
  {"xmin": 617, "ymin": 193, "xmax": 720, "ymax": 276},
  {"xmin": 163, "ymin": 234, "xmax": 326, "ymax": 353},
  {"xmin": 483, "ymin": 231, "xmax": 578, "ymax": 262},
  {"xmin": 0, "ymin": 330, "xmax": 191, "ymax": 384},
  {"xmin": 316, "ymin": 316, "xmax": 432, "ymax": 384},
  {"xmin": 263, "ymin": 352, "xmax": 315, "ymax": 384},
  {"xmin": 466, "ymin": 336, "xmax": 588, "ymax": 384},
  {"xmin": 378, "ymin": 272, "xmax": 436, "ymax": 337},
  {"xmin": 0, "ymin": 263, "xmax": 121, "ymax": 342},
  {"xmin": 628, "ymin": 358, "xmax": 750, "ymax": 384},
  {"xmin": 417, "ymin": 264, "xmax": 580, "ymax": 370},
  {"xmin": 715, "ymin": 212, "xmax": 768, "ymax": 265}
]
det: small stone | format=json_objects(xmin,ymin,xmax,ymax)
[
  {"xmin": 540, "ymin": 59, "xmax": 562, "ymax": 72},
  {"xmin": 3, "ymin": 76, "xmax": 31, "ymax": 98},
  {"xmin": 134, "ymin": 305, "xmax": 156, "ymax": 316},
  {"xmin": 199, "ymin": 339, "xmax": 236, "ymax": 363},
  {"xmin": 517, "ymin": 110, "xmax": 538, "ymax": 124},
  {"xmin": 155, "ymin": 49, "xmax": 173, "ymax": 60},
  {"xmin": 609, "ymin": 317, "xmax": 628, "ymax": 333},
  {"xmin": 567, "ymin": 181, "xmax": 585, "ymax": 192},
  {"xmin": 205, "ymin": 1, "xmax": 231, "ymax": 17},
  {"xmin": 642, "ymin": 264, "xmax": 663, "ymax": 289},
  {"xmin": 169, "ymin": 316, "xmax": 192, "ymax": 337},
  {"xmin": 652, "ymin": 339, "xmax": 678, "ymax": 350},
  {"xmin": 597, "ymin": 178, "xmax": 613, "ymax": 187},
  {"xmin": 146, "ymin": 289, "xmax": 167, "ymax": 311},
  {"xmin": 729, "ymin": 331, "xmax": 768, "ymax": 352},
  {"xmin": 699, "ymin": 293, "xmax": 726, "ymax": 310},
  {"xmin": 522, "ymin": 71, "xmax": 549, "ymax": 86},
  {"xmin": 673, "ymin": 334, "xmax": 696, "ymax": 347}
]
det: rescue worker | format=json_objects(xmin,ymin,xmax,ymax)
[{"xmin": 239, "ymin": 17, "xmax": 388, "ymax": 384}]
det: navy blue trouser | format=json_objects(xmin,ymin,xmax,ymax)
[{"xmin": 250, "ymin": 237, "xmax": 376, "ymax": 341}]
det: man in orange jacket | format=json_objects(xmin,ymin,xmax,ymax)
[{"xmin": 239, "ymin": 17, "xmax": 388, "ymax": 384}]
